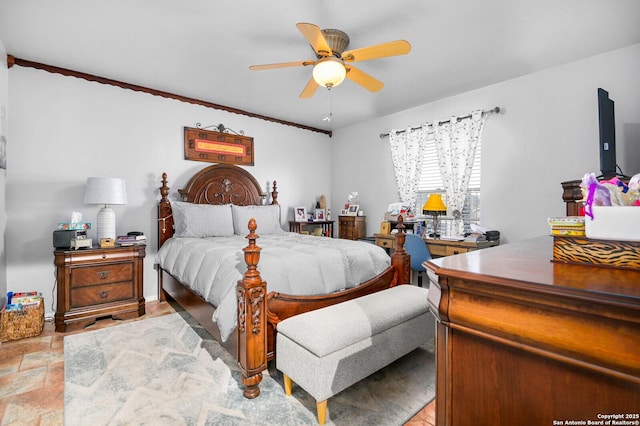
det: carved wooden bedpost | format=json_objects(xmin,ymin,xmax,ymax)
[
  {"xmin": 391, "ymin": 215, "xmax": 411, "ymax": 285},
  {"xmin": 237, "ymin": 218, "xmax": 267, "ymax": 399},
  {"xmin": 157, "ymin": 173, "xmax": 173, "ymax": 302},
  {"xmin": 271, "ymin": 181, "xmax": 279, "ymax": 205}
]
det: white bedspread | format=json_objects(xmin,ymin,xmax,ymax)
[{"xmin": 155, "ymin": 233, "xmax": 390, "ymax": 341}]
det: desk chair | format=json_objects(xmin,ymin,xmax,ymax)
[{"xmin": 404, "ymin": 234, "xmax": 432, "ymax": 287}]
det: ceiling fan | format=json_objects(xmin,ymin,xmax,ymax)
[{"xmin": 249, "ymin": 22, "xmax": 411, "ymax": 99}]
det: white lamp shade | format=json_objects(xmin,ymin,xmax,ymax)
[
  {"xmin": 84, "ymin": 177, "xmax": 127, "ymax": 205},
  {"xmin": 312, "ymin": 57, "xmax": 346, "ymax": 88}
]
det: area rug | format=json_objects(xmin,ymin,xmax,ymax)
[{"xmin": 64, "ymin": 312, "xmax": 435, "ymax": 425}]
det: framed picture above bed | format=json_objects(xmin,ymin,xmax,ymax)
[{"xmin": 184, "ymin": 126, "xmax": 254, "ymax": 166}]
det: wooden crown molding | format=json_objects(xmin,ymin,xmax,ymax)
[{"xmin": 6, "ymin": 54, "xmax": 332, "ymax": 137}]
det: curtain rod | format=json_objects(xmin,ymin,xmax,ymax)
[{"xmin": 379, "ymin": 106, "xmax": 500, "ymax": 139}]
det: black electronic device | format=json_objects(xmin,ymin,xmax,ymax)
[
  {"xmin": 53, "ymin": 230, "xmax": 88, "ymax": 248},
  {"xmin": 597, "ymin": 88, "xmax": 617, "ymax": 179},
  {"xmin": 484, "ymin": 230, "xmax": 500, "ymax": 241}
]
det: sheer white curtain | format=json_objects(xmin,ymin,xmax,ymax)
[
  {"xmin": 388, "ymin": 125, "xmax": 428, "ymax": 209},
  {"xmin": 432, "ymin": 110, "xmax": 487, "ymax": 235}
]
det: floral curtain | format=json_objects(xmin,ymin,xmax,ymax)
[
  {"xmin": 389, "ymin": 125, "xmax": 428, "ymax": 210},
  {"xmin": 432, "ymin": 110, "xmax": 487, "ymax": 235}
]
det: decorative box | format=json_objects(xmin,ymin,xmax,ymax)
[
  {"xmin": 57, "ymin": 222, "xmax": 91, "ymax": 231},
  {"xmin": 585, "ymin": 206, "xmax": 640, "ymax": 242},
  {"xmin": 552, "ymin": 236, "xmax": 640, "ymax": 270}
]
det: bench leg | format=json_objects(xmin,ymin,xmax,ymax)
[
  {"xmin": 283, "ymin": 374, "xmax": 293, "ymax": 396},
  {"xmin": 316, "ymin": 399, "xmax": 327, "ymax": 425}
]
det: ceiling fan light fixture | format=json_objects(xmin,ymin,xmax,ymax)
[{"xmin": 312, "ymin": 57, "xmax": 346, "ymax": 89}]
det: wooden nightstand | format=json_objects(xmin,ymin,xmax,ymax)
[
  {"xmin": 338, "ymin": 216, "xmax": 366, "ymax": 240},
  {"xmin": 54, "ymin": 245, "xmax": 146, "ymax": 332}
]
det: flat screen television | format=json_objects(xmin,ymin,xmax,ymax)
[{"xmin": 597, "ymin": 88, "xmax": 617, "ymax": 178}]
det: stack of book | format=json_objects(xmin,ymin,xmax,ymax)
[
  {"xmin": 116, "ymin": 233, "xmax": 146, "ymax": 246},
  {"xmin": 547, "ymin": 216, "xmax": 585, "ymax": 237}
]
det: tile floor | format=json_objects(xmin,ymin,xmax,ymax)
[{"xmin": 0, "ymin": 300, "xmax": 435, "ymax": 425}]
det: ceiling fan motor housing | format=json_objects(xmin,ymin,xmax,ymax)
[{"xmin": 320, "ymin": 29, "xmax": 349, "ymax": 57}]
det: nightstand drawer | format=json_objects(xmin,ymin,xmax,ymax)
[
  {"xmin": 70, "ymin": 263, "xmax": 133, "ymax": 287},
  {"xmin": 69, "ymin": 250, "xmax": 138, "ymax": 265},
  {"xmin": 70, "ymin": 282, "xmax": 134, "ymax": 308}
]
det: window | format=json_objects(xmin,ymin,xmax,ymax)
[{"xmin": 416, "ymin": 133, "xmax": 481, "ymax": 235}]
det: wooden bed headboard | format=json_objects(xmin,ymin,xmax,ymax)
[{"xmin": 158, "ymin": 164, "xmax": 278, "ymax": 248}]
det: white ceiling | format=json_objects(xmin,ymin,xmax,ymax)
[{"xmin": 1, "ymin": 0, "xmax": 639, "ymax": 133}]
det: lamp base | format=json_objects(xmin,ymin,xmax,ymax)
[
  {"xmin": 97, "ymin": 207, "xmax": 116, "ymax": 241},
  {"xmin": 430, "ymin": 215, "xmax": 441, "ymax": 239}
]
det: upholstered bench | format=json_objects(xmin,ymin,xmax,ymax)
[{"xmin": 276, "ymin": 284, "xmax": 434, "ymax": 425}]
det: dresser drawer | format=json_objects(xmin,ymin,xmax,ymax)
[
  {"xmin": 70, "ymin": 282, "xmax": 134, "ymax": 309},
  {"xmin": 70, "ymin": 263, "xmax": 133, "ymax": 287},
  {"xmin": 341, "ymin": 229, "xmax": 355, "ymax": 239}
]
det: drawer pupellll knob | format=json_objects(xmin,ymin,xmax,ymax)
[
  {"xmin": 97, "ymin": 271, "xmax": 110, "ymax": 280},
  {"xmin": 99, "ymin": 290, "xmax": 109, "ymax": 299}
]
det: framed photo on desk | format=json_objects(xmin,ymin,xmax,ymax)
[
  {"xmin": 315, "ymin": 209, "xmax": 326, "ymax": 221},
  {"xmin": 294, "ymin": 207, "xmax": 307, "ymax": 222},
  {"xmin": 347, "ymin": 204, "xmax": 359, "ymax": 216}
]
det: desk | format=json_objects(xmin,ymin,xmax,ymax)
[
  {"xmin": 424, "ymin": 237, "xmax": 499, "ymax": 257},
  {"xmin": 373, "ymin": 233, "xmax": 498, "ymax": 256},
  {"xmin": 425, "ymin": 236, "xmax": 640, "ymax": 425},
  {"xmin": 289, "ymin": 220, "xmax": 334, "ymax": 237}
]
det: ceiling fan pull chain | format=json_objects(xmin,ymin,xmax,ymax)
[{"xmin": 323, "ymin": 88, "xmax": 333, "ymax": 122}]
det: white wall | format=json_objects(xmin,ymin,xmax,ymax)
[
  {"xmin": 5, "ymin": 43, "xmax": 640, "ymax": 317},
  {"xmin": 331, "ymin": 44, "xmax": 640, "ymax": 244},
  {"xmin": 5, "ymin": 66, "xmax": 332, "ymax": 317},
  {"xmin": 0, "ymin": 41, "xmax": 8, "ymax": 306}
]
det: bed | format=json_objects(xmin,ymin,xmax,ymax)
[{"xmin": 156, "ymin": 164, "xmax": 411, "ymax": 399}]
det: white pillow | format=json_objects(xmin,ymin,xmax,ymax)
[
  {"xmin": 172, "ymin": 202, "xmax": 234, "ymax": 237},
  {"xmin": 232, "ymin": 204, "xmax": 284, "ymax": 235}
]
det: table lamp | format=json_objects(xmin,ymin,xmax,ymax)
[
  {"xmin": 84, "ymin": 177, "xmax": 127, "ymax": 240},
  {"xmin": 423, "ymin": 194, "xmax": 447, "ymax": 239}
]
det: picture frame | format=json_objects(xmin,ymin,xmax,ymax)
[
  {"xmin": 340, "ymin": 209, "xmax": 348, "ymax": 215},
  {"xmin": 315, "ymin": 209, "xmax": 326, "ymax": 221},
  {"xmin": 184, "ymin": 127, "xmax": 254, "ymax": 166},
  {"xmin": 294, "ymin": 207, "xmax": 307, "ymax": 222},
  {"xmin": 347, "ymin": 204, "xmax": 359, "ymax": 216}
]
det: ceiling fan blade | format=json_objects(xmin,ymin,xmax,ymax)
[
  {"xmin": 342, "ymin": 40, "xmax": 411, "ymax": 62},
  {"xmin": 345, "ymin": 65, "xmax": 384, "ymax": 92},
  {"xmin": 299, "ymin": 77, "xmax": 320, "ymax": 99},
  {"xmin": 249, "ymin": 60, "xmax": 313, "ymax": 71},
  {"xmin": 296, "ymin": 22, "xmax": 332, "ymax": 57}
]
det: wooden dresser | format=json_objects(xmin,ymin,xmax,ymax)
[
  {"xmin": 54, "ymin": 245, "xmax": 146, "ymax": 332},
  {"xmin": 425, "ymin": 236, "xmax": 640, "ymax": 425},
  {"xmin": 338, "ymin": 216, "xmax": 365, "ymax": 240}
]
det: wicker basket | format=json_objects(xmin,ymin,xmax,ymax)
[{"xmin": 1, "ymin": 301, "xmax": 45, "ymax": 342}]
